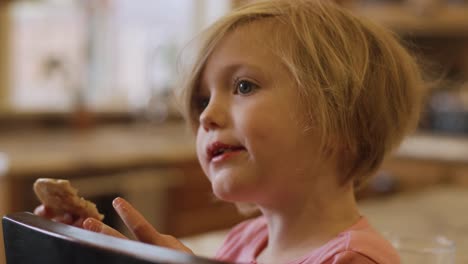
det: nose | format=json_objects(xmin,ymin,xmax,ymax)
[{"xmin": 199, "ymin": 99, "xmax": 227, "ymax": 132}]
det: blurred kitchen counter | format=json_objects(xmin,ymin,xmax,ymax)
[
  {"xmin": 0, "ymin": 126, "xmax": 466, "ymax": 178},
  {"xmin": 380, "ymin": 132, "xmax": 468, "ymax": 193},
  {"xmin": 396, "ymin": 132, "xmax": 468, "ymax": 164},
  {"xmin": 0, "ymin": 122, "xmax": 197, "ymax": 178},
  {"xmin": 0, "ymin": 124, "xmax": 466, "ymax": 222},
  {"xmin": 0, "ymin": 126, "xmax": 467, "ymax": 203},
  {"xmin": 359, "ymin": 185, "xmax": 468, "ymax": 264}
]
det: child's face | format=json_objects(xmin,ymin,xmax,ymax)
[{"xmin": 195, "ymin": 21, "xmax": 323, "ymax": 204}]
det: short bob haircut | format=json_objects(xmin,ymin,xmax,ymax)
[{"xmin": 177, "ymin": 0, "xmax": 423, "ymax": 188}]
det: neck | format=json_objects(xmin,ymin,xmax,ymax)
[{"xmin": 256, "ymin": 179, "xmax": 361, "ymax": 262}]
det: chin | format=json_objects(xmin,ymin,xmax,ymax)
[
  {"xmin": 211, "ymin": 180, "xmax": 237, "ymax": 202},
  {"xmin": 209, "ymin": 169, "xmax": 258, "ymax": 201},
  {"xmin": 211, "ymin": 180, "xmax": 256, "ymax": 204}
]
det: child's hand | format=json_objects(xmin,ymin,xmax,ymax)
[
  {"xmin": 34, "ymin": 204, "xmax": 86, "ymax": 227},
  {"xmin": 83, "ymin": 197, "xmax": 193, "ymax": 254}
]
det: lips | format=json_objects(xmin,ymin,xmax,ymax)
[{"xmin": 207, "ymin": 141, "xmax": 245, "ymax": 161}]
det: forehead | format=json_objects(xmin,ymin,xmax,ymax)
[{"xmin": 200, "ymin": 19, "xmax": 285, "ymax": 84}]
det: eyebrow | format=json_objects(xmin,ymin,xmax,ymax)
[{"xmin": 199, "ymin": 62, "xmax": 266, "ymax": 91}]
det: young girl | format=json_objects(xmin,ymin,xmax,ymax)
[{"xmin": 36, "ymin": 0, "xmax": 423, "ymax": 263}]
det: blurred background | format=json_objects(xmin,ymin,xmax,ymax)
[{"xmin": 0, "ymin": 0, "xmax": 467, "ymax": 263}]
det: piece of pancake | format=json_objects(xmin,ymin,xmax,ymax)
[{"xmin": 33, "ymin": 178, "xmax": 104, "ymax": 221}]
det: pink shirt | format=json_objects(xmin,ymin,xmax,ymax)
[{"xmin": 215, "ymin": 216, "xmax": 400, "ymax": 264}]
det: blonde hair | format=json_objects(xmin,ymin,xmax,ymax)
[{"xmin": 176, "ymin": 0, "xmax": 423, "ymax": 188}]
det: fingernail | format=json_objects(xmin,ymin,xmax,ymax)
[
  {"xmin": 112, "ymin": 197, "xmax": 124, "ymax": 208},
  {"xmin": 83, "ymin": 218, "xmax": 102, "ymax": 232},
  {"xmin": 113, "ymin": 197, "xmax": 130, "ymax": 216}
]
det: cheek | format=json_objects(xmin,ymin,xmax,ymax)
[
  {"xmin": 237, "ymin": 102, "xmax": 291, "ymax": 140},
  {"xmin": 234, "ymin": 102, "xmax": 274, "ymax": 135},
  {"xmin": 240, "ymin": 115, "xmax": 287, "ymax": 161},
  {"xmin": 239, "ymin": 109, "xmax": 304, "ymax": 166}
]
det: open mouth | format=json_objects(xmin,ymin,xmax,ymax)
[{"xmin": 207, "ymin": 142, "xmax": 245, "ymax": 161}]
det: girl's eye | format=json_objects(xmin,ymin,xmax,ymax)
[{"xmin": 235, "ymin": 79, "xmax": 258, "ymax": 95}]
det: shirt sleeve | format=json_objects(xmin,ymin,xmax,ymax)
[{"xmin": 330, "ymin": 250, "xmax": 378, "ymax": 264}]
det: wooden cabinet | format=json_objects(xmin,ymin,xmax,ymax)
[
  {"xmin": 0, "ymin": 1, "xmax": 10, "ymax": 112},
  {"xmin": 351, "ymin": 4, "xmax": 468, "ymax": 37},
  {"xmin": 452, "ymin": 164, "xmax": 468, "ymax": 186},
  {"xmin": 379, "ymin": 156, "xmax": 468, "ymax": 192},
  {"xmin": 380, "ymin": 158, "xmax": 447, "ymax": 191},
  {"xmin": 356, "ymin": 133, "xmax": 468, "ymax": 200}
]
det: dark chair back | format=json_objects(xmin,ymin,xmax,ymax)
[{"xmin": 2, "ymin": 212, "xmax": 229, "ymax": 264}]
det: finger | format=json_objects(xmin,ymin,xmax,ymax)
[
  {"xmin": 83, "ymin": 218, "xmax": 127, "ymax": 239},
  {"xmin": 72, "ymin": 217, "xmax": 86, "ymax": 228},
  {"xmin": 34, "ymin": 205, "xmax": 52, "ymax": 218},
  {"xmin": 34, "ymin": 205, "xmax": 46, "ymax": 216},
  {"xmin": 156, "ymin": 234, "xmax": 194, "ymax": 254},
  {"xmin": 112, "ymin": 197, "xmax": 193, "ymax": 253},
  {"xmin": 112, "ymin": 197, "xmax": 161, "ymax": 244}
]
